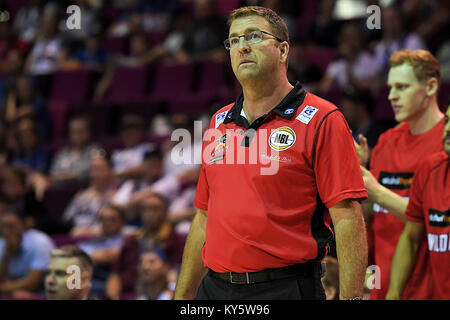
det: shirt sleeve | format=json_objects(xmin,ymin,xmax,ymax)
[
  {"xmin": 193, "ymin": 164, "xmax": 209, "ymax": 210},
  {"xmin": 29, "ymin": 234, "xmax": 55, "ymax": 271},
  {"xmin": 313, "ymin": 110, "xmax": 368, "ymax": 208},
  {"xmin": 405, "ymin": 160, "xmax": 427, "ymax": 223}
]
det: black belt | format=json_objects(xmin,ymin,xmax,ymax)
[{"xmin": 209, "ymin": 262, "xmax": 322, "ymax": 285}]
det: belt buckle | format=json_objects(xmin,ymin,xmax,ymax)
[{"xmin": 229, "ymin": 272, "xmax": 250, "ymax": 284}]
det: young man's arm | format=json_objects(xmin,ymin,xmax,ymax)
[
  {"xmin": 174, "ymin": 209, "xmax": 207, "ymax": 300},
  {"xmin": 329, "ymin": 199, "xmax": 368, "ymax": 300},
  {"xmin": 386, "ymin": 221, "xmax": 425, "ymax": 300},
  {"xmin": 360, "ymin": 166, "xmax": 408, "ymax": 222}
]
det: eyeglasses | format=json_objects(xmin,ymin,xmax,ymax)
[{"xmin": 224, "ymin": 30, "xmax": 285, "ymax": 50}]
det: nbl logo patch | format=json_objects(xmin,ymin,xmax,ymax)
[
  {"xmin": 378, "ymin": 171, "xmax": 414, "ymax": 190},
  {"xmin": 269, "ymin": 127, "xmax": 296, "ymax": 151}
]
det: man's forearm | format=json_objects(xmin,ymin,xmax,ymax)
[
  {"xmin": 332, "ymin": 202, "xmax": 368, "ymax": 299},
  {"xmin": 386, "ymin": 227, "xmax": 421, "ymax": 299},
  {"xmin": 374, "ymin": 186, "xmax": 408, "ymax": 222},
  {"xmin": 174, "ymin": 210, "xmax": 207, "ymax": 300}
]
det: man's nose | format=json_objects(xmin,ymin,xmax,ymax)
[
  {"xmin": 388, "ymin": 88, "xmax": 398, "ymax": 101},
  {"xmin": 237, "ymin": 37, "xmax": 251, "ymax": 53}
]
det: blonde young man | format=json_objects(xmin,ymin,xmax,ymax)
[{"xmin": 357, "ymin": 49, "xmax": 444, "ymax": 299}]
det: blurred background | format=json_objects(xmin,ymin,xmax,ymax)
[{"xmin": 0, "ymin": 0, "xmax": 448, "ymax": 300}]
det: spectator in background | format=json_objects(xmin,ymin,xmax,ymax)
[
  {"xmin": 0, "ymin": 122, "xmax": 8, "ymax": 168},
  {"xmin": 373, "ymin": 4, "xmax": 427, "ymax": 78},
  {"xmin": 287, "ymin": 37, "xmax": 322, "ymax": 92},
  {"xmin": 402, "ymin": 0, "xmax": 450, "ymax": 53},
  {"xmin": 13, "ymin": 0, "xmax": 44, "ymax": 44},
  {"xmin": 94, "ymin": 33, "xmax": 159, "ymax": 100},
  {"xmin": 45, "ymin": 245, "xmax": 93, "ymax": 300},
  {"xmin": 64, "ymin": 31, "xmax": 109, "ymax": 71},
  {"xmin": 59, "ymin": 0, "xmax": 104, "ymax": 42},
  {"xmin": 308, "ymin": 0, "xmax": 340, "ymax": 48},
  {"xmin": 62, "ymin": 150, "xmax": 117, "ymax": 237},
  {"xmin": 177, "ymin": 0, "xmax": 228, "ymax": 62},
  {"xmin": 112, "ymin": 114, "xmax": 154, "ymax": 180},
  {"xmin": 113, "ymin": 149, "xmax": 164, "ymax": 209},
  {"xmin": 135, "ymin": 249, "xmax": 174, "ymax": 300},
  {"xmin": 0, "ymin": 166, "xmax": 46, "ymax": 230},
  {"xmin": 108, "ymin": 11, "xmax": 144, "ymax": 38},
  {"xmin": 321, "ymin": 256, "xmax": 339, "ymax": 300},
  {"xmin": 0, "ymin": 210, "xmax": 55, "ymax": 298},
  {"xmin": 319, "ymin": 22, "xmax": 378, "ymax": 93},
  {"xmin": 5, "ymin": 76, "xmax": 50, "ymax": 141},
  {"xmin": 437, "ymin": 40, "xmax": 450, "ymax": 82},
  {"xmin": 24, "ymin": 10, "xmax": 66, "ymax": 75},
  {"xmin": 0, "ymin": 21, "xmax": 28, "ymax": 65},
  {"xmin": 340, "ymin": 88, "xmax": 394, "ymax": 150},
  {"xmin": 78, "ymin": 203, "xmax": 130, "ymax": 296},
  {"xmin": 140, "ymin": 0, "xmax": 182, "ymax": 32},
  {"xmin": 12, "ymin": 117, "xmax": 50, "ymax": 174},
  {"xmin": 106, "ymin": 193, "xmax": 185, "ymax": 300},
  {"xmin": 50, "ymin": 114, "xmax": 101, "ymax": 187}
]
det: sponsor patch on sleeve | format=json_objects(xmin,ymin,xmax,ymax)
[
  {"xmin": 215, "ymin": 111, "xmax": 228, "ymax": 128},
  {"xmin": 296, "ymin": 105, "xmax": 319, "ymax": 124}
]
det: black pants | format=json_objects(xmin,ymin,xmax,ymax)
[{"xmin": 196, "ymin": 266, "xmax": 326, "ymax": 300}]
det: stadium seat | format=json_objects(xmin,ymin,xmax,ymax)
[
  {"xmin": 150, "ymin": 62, "xmax": 196, "ymax": 101},
  {"xmin": 304, "ymin": 48, "xmax": 338, "ymax": 74},
  {"xmin": 49, "ymin": 69, "xmax": 94, "ymax": 106},
  {"xmin": 195, "ymin": 59, "xmax": 230, "ymax": 100},
  {"xmin": 102, "ymin": 36, "xmax": 127, "ymax": 55},
  {"xmin": 43, "ymin": 183, "xmax": 83, "ymax": 218},
  {"xmin": 105, "ymin": 66, "xmax": 150, "ymax": 103},
  {"xmin": 51, "ymin": 234, "xmax": 95, "ymax": 248},
  {"xmin": 48, "ymin": 100, "xmax": 70, "ymax": 140},
  {"xmin": 147, "ymin": 29, "xmax": 169, "ymax": 45}
]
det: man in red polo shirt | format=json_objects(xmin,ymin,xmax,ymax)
[
  {"xmin": 174, "ymin": 6, "xmax": 368, "ymax": 300},
  {"xmin": 386, "ymin": 105, "xmax": 450, "ymax": 300},
  {"xmin": 358, "ymin": 50, "xmax": 444, "ymax": 299}
]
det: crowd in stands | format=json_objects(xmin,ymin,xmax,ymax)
[{"xmin": 0, "ymin": 0, "xmax": 449, "ymax": 300}]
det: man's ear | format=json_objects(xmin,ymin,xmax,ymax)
[
  {"xmin": 426, "ymin": 77, "xmax": 439, "ymax": 96},
  {"xmin": 280, "ymin": 43, "xmax": 289, "ymax": 63},
  {"xmin": 81, "ymin": 271, "xmax": 92, "ymax": 290}
]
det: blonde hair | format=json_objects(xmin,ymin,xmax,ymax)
[{"xmin": 389, "ymin": 49, "xmax": 441, "ymax": 83}]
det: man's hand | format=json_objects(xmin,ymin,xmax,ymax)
[
  {"xmin": 360, "ymin": 165, "xmax": 382, "ymax": 202},
  {"xmin": 354, "ymin": 134, "xmax": 369, "ymax": 167}
]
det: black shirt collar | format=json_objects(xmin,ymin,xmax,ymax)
[{"xmin": 223, "ymin": 81, "xmax": 306, "ymax": 129}]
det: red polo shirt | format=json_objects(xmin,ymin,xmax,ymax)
[
  {"xmin": 194, "ymin": 82, "xmax": 367, "ymax": 273},
  {"xmin": 369, "ymin": 119, "xmax": 444, "ymax": 300},
  {"xmin": 405, "ymin": 151, "xmax": 450, "ymax": 300}
]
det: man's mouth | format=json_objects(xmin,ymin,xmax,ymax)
[
  {"xmin": 392, "ymin": 105, "xmax": 402, "ymax": 113},
  {"xmin": 239, "ymin": 60, "xmax": 254, "ymax": 66}
]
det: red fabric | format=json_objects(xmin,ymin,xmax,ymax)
[
  {"xmin": 369, "ymin": 120, "xmax": 444, "ymax": 300},
  {"xmin": 405, "ymin": 151, "xmax": 450, "ymax": 300},
  {"xmin": 194, "ymin": 92, "xmax": 367, "ymax": 273}
]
